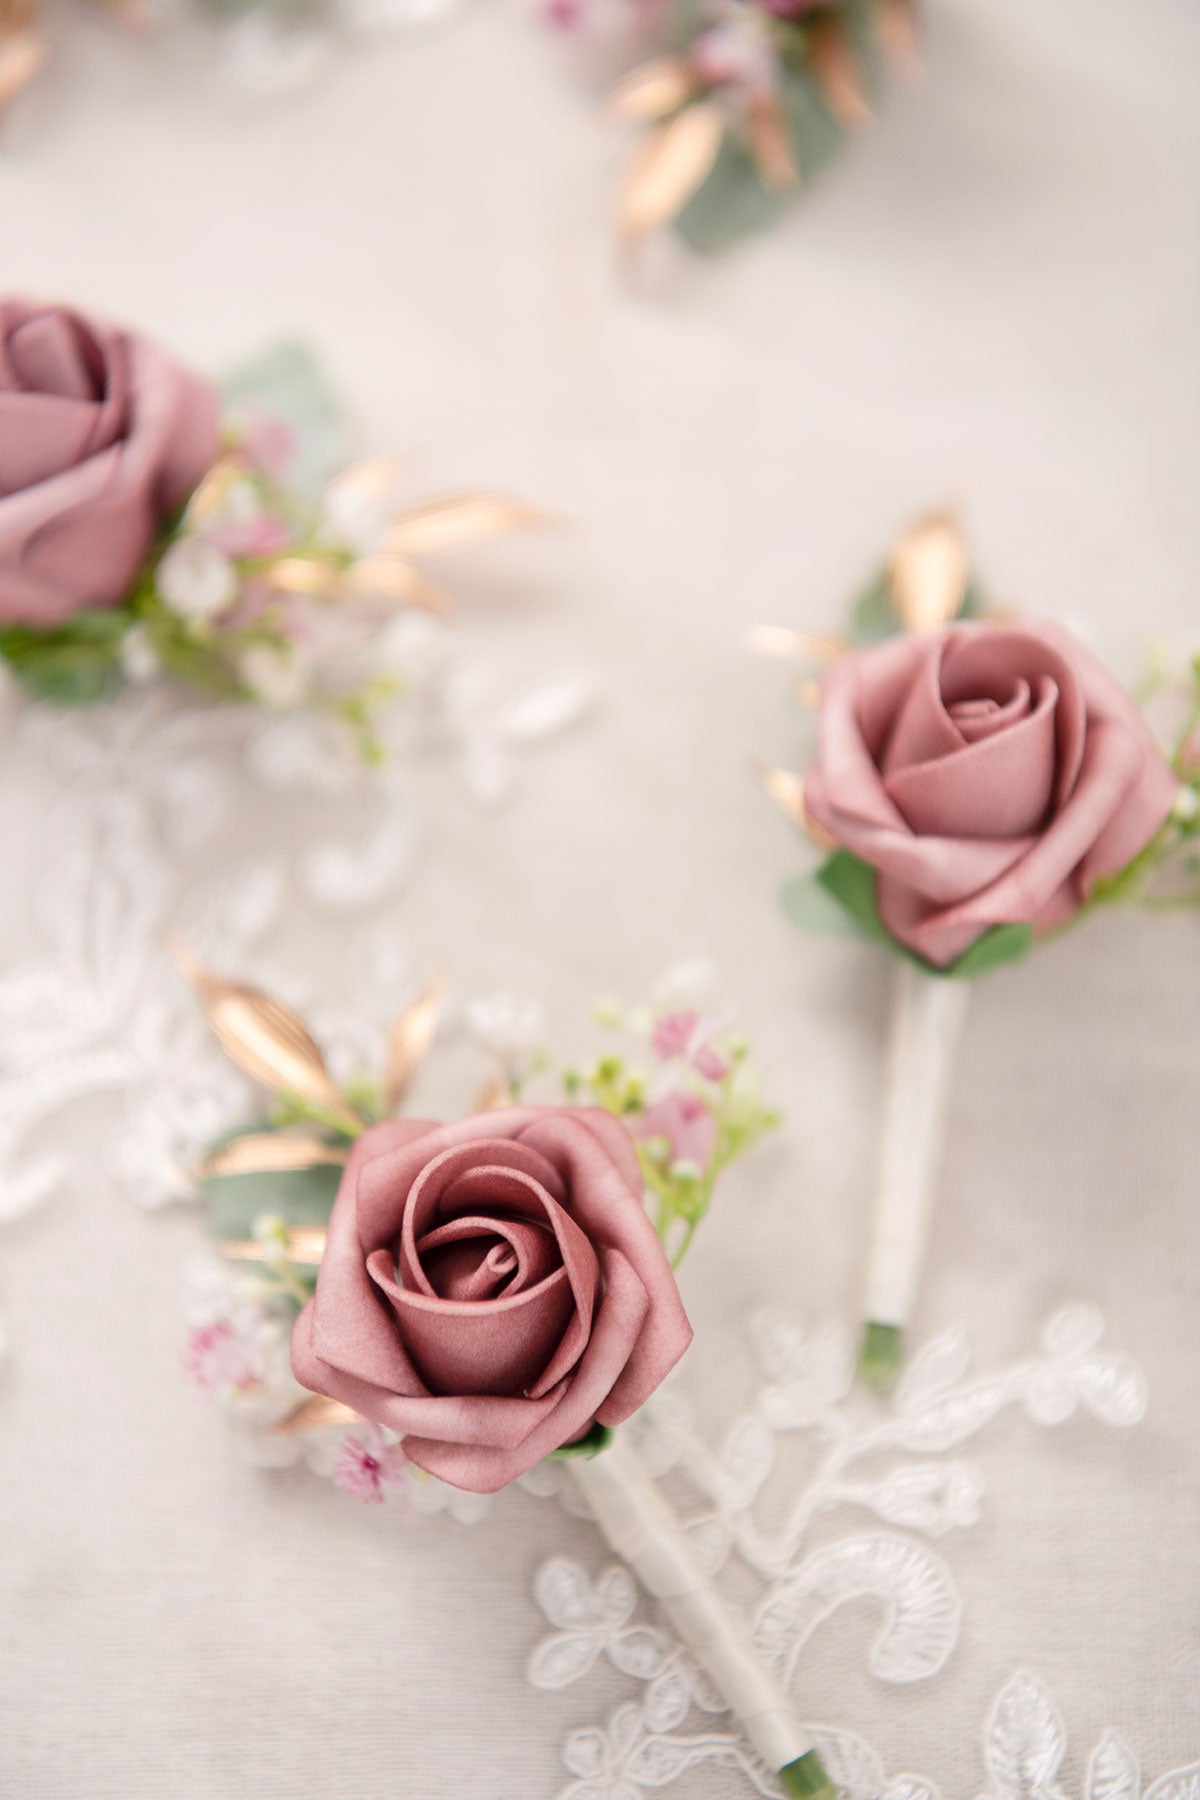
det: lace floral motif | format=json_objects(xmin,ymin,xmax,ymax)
[
  {"xmin": 0, "ymin": 659, "xmax": 590, "ymax": 1224},
  {"xmin": 547, "ymin": 1669, "xmax": 1199, "ymax": 1800},
  {"xmin": 528, "ymin": 1304, "xmax": 1159, "ymax": 1798}
]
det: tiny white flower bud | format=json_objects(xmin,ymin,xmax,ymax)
[
  {"xmin": 120, "ymin": 625, "xmax": 160, "ymax": 684},
  {"xmin": 157, "ymin": 536, "xmax": 237, "ymax": 622},
  {"xmin": 238, "ymin": 642, "xmax": 312, "ymax": 709},
  {"xmin": 1172, "ymin": 785, "xmax": 1198, "ymax": 823}
]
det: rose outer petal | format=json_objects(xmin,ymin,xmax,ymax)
[
  {"xmin": 307, "ymin": 1117, "xmax": 442, "ymax": 1396},
  {"xmin": 291, "ymin": 1300, "xmax": 573, "ymax": 1452}
]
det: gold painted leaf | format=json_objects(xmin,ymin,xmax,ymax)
[
  {"xmin": 473, "ymin": 1078, "xmax": 511, "ymax": 1114},
  {"xmin": 173, "ymin": 944, "xmax": 362, "ymax": 1131},
  {"xmin": 221, "ymin": 1228, "xmax": 328, "ymax": 1264},
  {"xmin": 757, "ymin": 762, "xmax": 837, "ymax": 848},
  {"xmin": 876, "ymin": 0, "xmax": 922, "ymax": 67},
  {"xmin": 610, "ymin": 57, "xmax": 694, "ymax": 121},
  {"xmin": 105, "ymin": 0, "xmax": 155, "ymax": 28},
  {"xmin": 384, "ymin": 977, "xmax": 444, "ymax": 1114},
  {"xmin": 745, "ymin": 625, "xmax": 846, "ymax": 661},
  {"xmin": 265, "ymin": 557, "xmax": 344, "ymax": 599},
  {"xmin": 274, "ymin": 1394, "xmax": 358, "ymax": 1435},
  {"xmin": 0, "ymin": 29, "xmax": 45, "ymax": 110},
  {"xmin": 746, "ymin": 90, "xmax": 799, "ymax": 191},
  {"xmin": 325, "ymin": 453, "xmax": 413, "ymax": 507},
  {"xmin": 181, "ymin": 454, "xmax": 245, "ymax": 526},
  {"xmin": 193, "ymin": 1135, "xmax": 347, "ymax": 1180},
  {"xmin": 618, "ymin": 102, "xmax": 726, "ymax": 248},
  {"xmin": 888, "ymin": 510, "xmax": 970, "ymax": 631},
  {"xmin": 341, "ymin": 556, "xmax": 450, "ymax": 615},
  {"xmin": 807, "ymin": 16, "xmax": 872, "ymax": 127},
  {"xmin": 383, "ymin": 493, "xmax": 545, "ymax": 558}
]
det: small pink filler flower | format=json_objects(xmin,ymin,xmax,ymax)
[
  {"xmin": 651, "ymin": 1011, "xmax": 729, "ymax": 1082},
  {"xmin": 334, "ymin": 1428, "xmax": 409, "ymax": 1504}
]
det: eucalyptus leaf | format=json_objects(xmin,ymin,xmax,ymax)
[
  {"xmin": 674, "ymin": 66, "xmax": 842, "ymax": 254},
  {"xmin": 849, "ymin": 569, "xmax": 899, "ymax": 643},
  {"xmin": 201, "ymin": 1126, "xmax": 343, "ymax": 1241},
  {"xmin": 672, "ymin": 131, "xmax": 786, "ymax": 255},
  {"xmin": 221, "ymin": 339, "xmax": 344, "ymax": 498},
  {"xmin": 781, "ymin": 869, "xmax": 872, "ymax": 938}
]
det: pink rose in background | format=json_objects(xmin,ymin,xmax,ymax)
[
  {"xmin": 0, "ymin": 298, "xmax": 220, "ymax": 626},
  {"xmin": 804, "ymin": 621, "xmax": 1179, "ymax": 967},
  {"xmin": 290, "ymin": 1107, "xmax": 692, "ymax": 1493},
  {"xmin": 651, "ymin": 1010, "xmax": 729, "ymax": 1081},
  {"xmin": 635, "ymin": 1092, "xmax": 717, "ymax": 1171}
]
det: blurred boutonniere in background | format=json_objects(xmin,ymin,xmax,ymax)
[
  {"xmin": 0, "ymin": 0, "xmax": 463, "ymax": 116},
  {"xmin": 550, "ymin": 0, "xmax": 919, "ymax": 256},
  {"xmin": 0, "ymin": 298, "xmax": 547, "ymax": 763},
  {"xmin": 754, "ymin": 508, "xmax": 1199, "ymax": 1383},
  {"xmin": 174, "ymin": 954, "xmax": 835, "ymax": 1799}
]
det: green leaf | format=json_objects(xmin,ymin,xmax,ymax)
[
  {"xmin": 814, "ymin": 848, "xmax": 891, "ymax": 943},
  {"xmin": 547, "ymin": 1422, "xmax": 614, "ymax": 1462},
  {"xmin": 672, "ymin": 132, "xmax": 788, "ymax": 255},
  {"xmin": 946, "ymin": 920, "xmax": 1033, "ymax": 978},
  {"xmin": 780, "ymin": 60, "xmax": 851, "ymax": 178},
  {"xmin": 0, "ymin": 606, "xmax": 131, "ymax": 705},
  {"xmin": 849, "ymin": 569, "xmax": 900, "ymax": 643},
  {"xmin": 674, "ymin": 65, "xmax": 843, "ymax": 254},
  {"xmin": 201, "ymin": 1127, "xmax": 343, "ymax": 1242},
  {"xmin": 221, "ymin": 339, "xmax": 344, "ymax": 498},
  {"xmin": 809, "ymin": 848, "xmax": 1034, "ymax": 979},
  {"xmin": 781, "ymin": 868, "xmax": 874, "ymax": 937}
]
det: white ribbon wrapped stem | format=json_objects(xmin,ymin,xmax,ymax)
[
  {"xmin": 569, "ymin": 1432, "xmax": 833, "ymax": 1797},
  {"xmin": 861, "ymin": 959, "xmax": 971, "ymax": 1384}
]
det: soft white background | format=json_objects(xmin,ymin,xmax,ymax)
[{"xmin": 1, "ymin": 0, "xmax": 1198, "ymax": 1794}]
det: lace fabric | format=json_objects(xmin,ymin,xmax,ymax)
[
  {"xmin": 526, "ymin": 1305, "xmax": 1185, "ymax": 1798},
  {"xmin": 0, "ymin": 660, "xmax": 591, "ymax": 1224}
]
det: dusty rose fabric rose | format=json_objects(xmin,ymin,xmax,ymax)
[
  {"xmin": 0, "ymin": 298, "xmax": 220, "ymax": 625},
  {"xmin": 291, "ymin": 1107, "xmax": 693, "ymax": 1493},
  {"xmin": 804, "ymin": 621, "xmax": 1179, "ymax": 967}
]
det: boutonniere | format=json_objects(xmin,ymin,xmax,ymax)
[
  {"xmin": 756, "ymin": 510, "xmax": 1199, "ymax": 1383},
  {"xmin": 554, "ymin": 0, "xmax": 919, "ymax": 256},
  {"xmin": 174, "ymin": 954, "xmax": 833, "ymax": 1797},
  {"xmin": 0, "ymin": 298, "xmax": 541, "ymax": 760}
]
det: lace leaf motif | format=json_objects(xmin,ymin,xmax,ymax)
[{"xmin": 529, "ymin": 1310, "xmax": 1172, "ymax": 1800}]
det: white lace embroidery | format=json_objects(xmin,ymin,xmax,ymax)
[
  {"xmin": 544, "ymin": 1667, "xmax": 1199, "ymax": 1800},
  {"xmin": 0, "ymin": 660, "xmax": 590, "ymax": 1225},
  {"xmin": 527, "ymin": 1304, "xmax": 1164, "ymax": 1798}
]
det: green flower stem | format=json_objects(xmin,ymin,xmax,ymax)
[
  {"xmin": 269, "ymin": 1092, "xmax": 366, "ymax": 1141},
  {"xmin": 270, "ymin": 1261, "xmax": 313, "ymax": 1310},
  {"xmin": 859, "ymin": 1321, "xmax": 904, "ymax": 1392},
  {"xmin": 669, "ymin": 1217, "xmax": 699, "ymax": 1270}
]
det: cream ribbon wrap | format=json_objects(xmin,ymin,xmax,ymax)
[
  {"xmin": 863, "ymin": 961, "xmax": 971, "ymax": 1350},
  {"xmin": 570, "ymin": 1432, "xmax": 830, "ymax": 1795}
]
